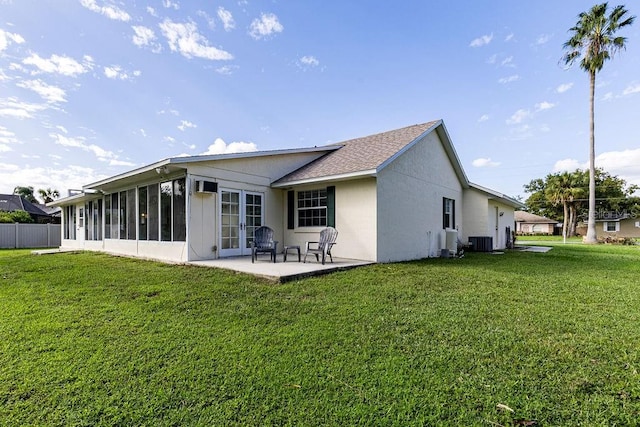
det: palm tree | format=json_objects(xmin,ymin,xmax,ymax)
[
  {"xmin": 37, "ymin": 188, "xmax": 60, "ymax": 203},
  {"xmin": 562, "ymin": 3, "xmax": 635, "ymax": 244},
  {"xmin": 546, "ymin": 172, "xmax": 573, "ymax": 239}
]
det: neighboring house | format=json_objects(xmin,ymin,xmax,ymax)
[
  {"xmin": 576, "ymin": 212, "xmax": 640, "ymax": 238},
  {"xmin": 515, "ymin": 211, "xmax": 561, "ymax": 235},
  {"xmin": 50, "ymin": 120, "xmax": 523, "ymax": 263},
  {"xmin": 35, "ymin": 203, "xmax": 62, "ymax": 224},
  {"xmin": 0, "ymin": 194, "xmax": 52, "ymax": 223}
]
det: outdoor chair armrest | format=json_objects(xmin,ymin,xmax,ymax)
[{"xmin": 305, "ymin": 241, "xmax": 319, "ymax": 250}]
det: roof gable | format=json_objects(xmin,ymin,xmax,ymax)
[{"xmin": 274, "ymin": 120, "xmax": 467, "ymax": 186}]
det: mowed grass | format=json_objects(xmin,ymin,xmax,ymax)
[{"xmin": 1, "ymin": 245, "xmax": 640, "ymax": 426}]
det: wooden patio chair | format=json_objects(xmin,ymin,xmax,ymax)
[
  {"xmin": 251, "ymin": 226, "xmax": 278, "ymax": 263},
  {"xmin": 304, "ymin": 226, "xmax": 338, "ymax": 265}
]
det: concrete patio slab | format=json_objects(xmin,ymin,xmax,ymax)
[{"xmin": 190, "ymin": 254, "xmax": 373, "ymax": 282}]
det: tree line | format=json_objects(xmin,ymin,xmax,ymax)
[{"xmin": 524, "ymin": 169, "xmax": 639, "ymax": 238}]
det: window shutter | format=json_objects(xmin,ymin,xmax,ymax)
[
  {"xmin": 327, "ymin": 186, "xmax": 336, "ymax": 227},
  {"xmin": 442, "ymin": 198, "xmax": 446, "ymax": 229},
  {"xmin": 287, "ymin": 190, "xmax": 295, "ymax": 229},
  {"xmin": 452, "ymin": 199, "xmax": 456, "ymax": 229}
]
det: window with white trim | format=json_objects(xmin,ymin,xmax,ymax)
[
  {"xmin": 298, "ymin": 189, "xmax": 327, "ymax": 227},
  {"xmin": 604, "ymin": 221, "xmax": 619, "ymax": 232},
  {"xmin": 443, "ymin": 198, "xmax": 455, "ymax": 229}
]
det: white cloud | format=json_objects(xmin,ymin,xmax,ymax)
[
  {"xmin": 218, "ymin": 7, "xmax": 235, "ymax": 31},
  {"xmin": 507, "ymin": 124, "xmax": 533, "ymax": 141},
  {"xmin": 197, "ymin": 10, "xmax": 216, "ymax": 29},
  {"xmin": 553, "ymin": 158, "xmax": 583, "ymax": 172},
  {"xmin": 17, "ymin": 79, "xmax": 67, "ymax": 103},
  {"xmin": 622, "ymin": 83, "xmax": 640, "ymax": 96},
  {"xmin": 472, "ymin": 158, "xmax": 501, "ymax": 167},
  {"xmin": 0, "ymin": 145, "xmax": 13, "ymax": 152},
  {"xmin": 0, "ymin": 29, "xmax": 25, "ymax": 52},
  {"xmin": 506, "ymin": 109, "xmax": 531, "ymax": 125},
  {"xmin": 498, "ymin": 74, "xmax": 520, "ymax": 84},
  {"xmin": 595, "ymin": 149, "xmax": 640, "ymax": 186},
  {"xmin": 178, "ymin": 120, "xmax": 196, "ymax": 131},
  {"xmin": 202, "ymin": 137, "xmax": 258, "ymax": 154},
  {"xmin": 132, "ymin": 26, "xmax": 160, "ymax": 52},
  {"xmin": 50, "ymin": 133, "xmax": 123, "ymax": 163},
  {"xmin": 0, "ymin": 126, "xmax": 17, "ymax": 142},
  {"xmin": 556, "ymin": 82, "xmax": 573, "ymax": 93},
  {"xmin": 0, "ymin": 97, "xmax": 47, "ymax": 119},
  {"xmin": 505, "ymin": 33, "xmax": 515, "ymax": 42},
  {"xmin": 536, "ymin": 33, "xmax": 551, "ymax": 45},
  {"xmin": 249, "ymin": 13, "xmax": 283, "ymax": 40},
  {"xmin": 501, "ymin": 56, "xmax": 515, "ymax": 67},
  {"xmin": 0, "ymin": 163, "xmax": 109, "ymax": 196},
  {"xmin": 486, "ymin": 54, "xmax": 497, "ymax": 65},
  {"xmin": 469, "ymin": 33, "xmax": 493, "ymax": 47},
  {"xmin": 535, "ymin": 101, "xmax": 555, "ymax": 111},
  {"xmin": 104, "ymin": 65, "xmax": 140, "ymax": 80},
  {"xmin": 163, "ymin": 0, "xmax": 179, "ymax": 10},
  {"xmin": 146, "ymin": 6, "xmax": 158, "ymax": 17},
  {"xmin": 300, "ymin": 56, "xmax": 319, "ymax": 67},
  {"xmin": 23, "ymin": 53, "xmax": 89, "ymax": 77},
  {"xmin": 478, "ymin": 114, "xmax": 489, "ymax": 123},
  {"xmin": 602, "ymin": 92, "xmax": 614, "ymax": 101},
  {"xmin": 216, "ymin": 65, "xmax": 238, "ymax": 75},
  {"xmin": 80, "ymin": 0, "xmax": 131, "ymax": 22},
  {"xmin": 159, "ymin": 19, "xmax": 233, "ymax": 60}
]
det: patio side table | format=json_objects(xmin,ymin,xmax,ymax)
[{"xmin": 283, "ymin": 245, "xmax": 301, "ymax": 262}]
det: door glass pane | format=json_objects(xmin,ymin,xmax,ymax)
[
  {"xmin": 173, "ymin": 178, "xmax": 186, "ymax": 241},
  {"xmin": 245, "ymin": 193, "xmax": 262, "ymax": 248},
  {"xmin": 139, "ymin": 186, "xmax": 147, "ymax": 241},
  {"xmin": 161, "ymin": 182, "xmax": 172, "ymax": 241},
  {"xmin": 221, "ymin": 191, "xmax": 240, "ymax": 250},
  {"xmin": 148, "ymin": 184, "xmax": 159, "ymax": 240}
]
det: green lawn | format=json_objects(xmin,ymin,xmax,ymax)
[{"xmin": 1, "ymin": 246, "xmax": 640, "ymax": 426}]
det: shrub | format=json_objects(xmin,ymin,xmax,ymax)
[{"xmin": 0, "ymin": 210, "xmax": 34, "ymax": 223}]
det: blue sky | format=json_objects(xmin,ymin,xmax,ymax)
[{"xmin": 1, "ymin": 0, "xmax": 639, "ymax": 200}]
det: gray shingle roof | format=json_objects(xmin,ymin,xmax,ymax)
[
  {"xmin": 0, "ymin": 194, "xmax": 49, "ymax": 216},
  {"xmin": 514, "ymin": 211, "xmax": 559, "ymax": 223},
  {"xmin": 274, "ymin": 121, "xmax": 440, "ymax": 185}
]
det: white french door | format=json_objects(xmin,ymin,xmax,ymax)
[{"xmin": 219, "ymin": 189, "xmax": 264, "ymax": 257}]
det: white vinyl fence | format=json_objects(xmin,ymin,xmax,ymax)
[{"xmin": 0, "ymin": 223, "xmax": 61, "ymax": 249}]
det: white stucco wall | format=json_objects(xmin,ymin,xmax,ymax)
[
  {"xmin": 377, "ymin": 132, "xmax": 463, "ymax": 262},
  {"xmin": 462, "ymin": 188, "xmax": 515, "ymax": 250},
  {"xmin": 282, "ymin": 179, "xmax": 377, "ymax": 262},
  {"xmin": 461, "ymin": 189, "xmax": 488, "ymax": 242}
]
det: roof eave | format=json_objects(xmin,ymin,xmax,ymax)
[
  {"xmin": 469, "ymin": 182, "xmax": 525, "ymax": 209},
  {"xmin": 82, "ymin": 145, "xmax": 341, "ymax": 191},
  {"xmin": 272, "ymin": 169, "xmax": 377, "ymax": 188},
  {"xmin": 48, "ymin": 191, "xmax": 102, "ymax": 207}
]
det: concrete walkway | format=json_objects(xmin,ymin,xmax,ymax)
[{"xmin": 513, "ymin": 244, "xmax": 553, "ymax": 253}]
